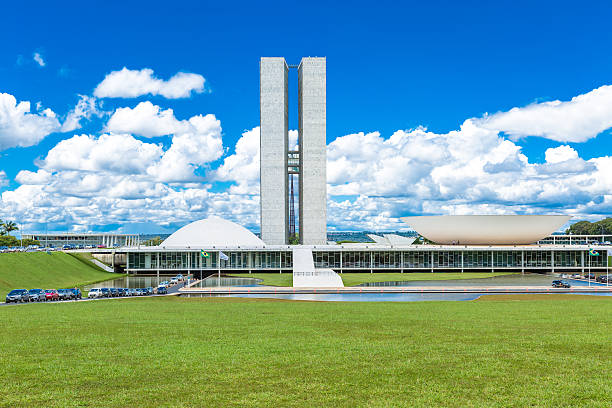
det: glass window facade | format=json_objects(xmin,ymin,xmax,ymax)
[{"xmin": 127, "ymin": 248, "xmax": 608, "ymax": 272}]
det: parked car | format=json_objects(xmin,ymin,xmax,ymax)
[
  {"xmin": 175, "ymin": 274, "xmax": 184, "ymax": 281},
  {"xmin": 100, "ymin": 288, "xmax": 111, "ymax": 298},
  {"xmin": 70, "ymin": 288, "xmax": 82, "ymax": 299},
  {"xmin": 44, "ymin": 289, "xmax": 60, "ymax": 301},
  {"xmin": 158, "ymin": 281, "xmax": 169, "ymax": 288},
  {"xmin": 6, "ymin": 289, "xmax": 30, "ymax": 303},
  {"xmin": 552, "ymin": 280, "xmax": 571, "ymax": 288},
  {"xmin": 57, "ymin": 289, "xmax": 73, "ymax": 300},
  {"xmin": 170, "ymin": 278, "xmax": 179, "ymax": 285},
  {"xmin": 585, "ymin": 273, "xmax": 596, "ymax": 280},
  {"xmin": 596, "ymin": 275, "xmax": 609, "ymax": 283},
  {"xmin": 157, "ymin": 286, "xmax": 168, "ymax": 295},
  {"xmin": 28, "ymin": 289, "xmax": 46, "ymax": 302},
  {"xmin": 88, "ymin": 288, "xmax": 102, "ymax": 298},
  {"xmin": 110, "ymin": 288, "xmax": 119, "ymax": 297},
  {"xmin": 145, "ymin": 287, "xmax": 154, "ymax": 295}
]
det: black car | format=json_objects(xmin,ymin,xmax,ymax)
[
  {"xmin": 28, "ymin": 289, "xmax": 46, "ymax": 302},
  {"xmin": 585, "ymin": 273, "xmax": 596, "ymax": 280},
  {"xmin": 145, "ymin": 287, "xmax": 154, "ymax": 295},
  {"xmin": 156, "ymin": 286, "xmax": 167, "ymax": 295},
  {"xmin": 552, "ymin": 280, "xmax": 571, "ymax": 288},
  {"xmin": 110, "ymin": 288, "xmax": 119, "ymax": 297},
  {"xmin": 100, "ymin": 288, "xmax": 111, "ymax": 298},
  {"xmin": 6, "ymin": 289, "xmax": 30, "ymax": 303},
  {"xmin": 70, "ymin": 288, "xmax": 82, "ymax": 299}
]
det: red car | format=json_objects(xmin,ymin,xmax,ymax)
[{"xmin": 44, "ymin": 289, "xmax": 59, "ymax": 301}]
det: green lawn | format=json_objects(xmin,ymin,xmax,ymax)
[
  {"xmin": 229, "ymin": 272, "xmax": 516, "ymax": 287},
  {"xmin": 0, "ymin": 252, "xmax": 121, "ymax": 298},
  {"xmin": 0, "ymin": 295, "xmax": 611, "ymax": 407}
]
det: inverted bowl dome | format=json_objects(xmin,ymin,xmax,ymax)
[
  {"xmin": 161, "ymin": 218, "xmax": 265, "ymax": 248},
  {"xmin": 400, "ymin": 215, "xmax": 570, "ymax": 245}
]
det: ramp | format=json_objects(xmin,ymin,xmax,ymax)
[{"xmin": 292, "ymin": 247, "xmax": 344, "ymax": 288}]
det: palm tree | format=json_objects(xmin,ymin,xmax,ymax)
[
  {"xmin": 2, "ymin": 221, "xmax": 18, "ymax": 236},
  {"xmin": 0, "ymin": 220, "xmax": 4, "ymax": 236}
]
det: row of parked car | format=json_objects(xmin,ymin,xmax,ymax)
[
  {"xmin": 87, "ymin": 287, "xmax": 159, "ymax": 298},
  {"xmin": 5, "ymin": 288, "xmax": 82, "ymax": 303}
]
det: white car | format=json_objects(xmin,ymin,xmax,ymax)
[
  {"xmin": 88, "ymin": 288, "xmax": 102, "ymax": 298},
  {"xmin": 170, "ymin": 278, "xmax": 179, "ymax": 284},
  {"xmin": 158, "ymin": 281, "xmax": 169, "ymax": 288}
]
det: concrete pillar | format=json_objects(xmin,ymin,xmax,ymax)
[
  {"xmin": 260, "ymin": 57, "xmax": 289, "ymax": 245},
  {"xmin": 299, "ymin": 57, "xmax": 327, "ymax": 245}
]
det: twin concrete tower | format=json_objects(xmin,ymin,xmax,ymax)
[{"xmin": 260, "ymin": 57, "xmax": 327, "ymax": 245}]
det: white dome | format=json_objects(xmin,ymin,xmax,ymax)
[
  {"xmin": 161, "ymin": 218, "xmax": 265, "ymax": 248},
  {"xmin": 401, "ymin": 215, "xmax": 570, "ymax": 245}
]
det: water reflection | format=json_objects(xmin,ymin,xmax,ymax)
[
  {"xmin": 195, "ymin": 276, "xmax": 262, "ymax": 288},
  {"xmin": 356, "ymin": 274, "xmax": 558, "ymax": 287},
  {"xmin": 83, "ymin": 275, "xmax": 173, "ymax": 290}
]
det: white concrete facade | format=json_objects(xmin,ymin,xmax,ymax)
[
  {"xmin": 260, "ymin": 57, "xmax": 289, "ymax": 245},
  {"xmin": 299, "ymin": 57, "xmax": 327, "ymax": 245},
  {"xmin": 402, "ymin": 215, "xmax": 571, "ymax": 245},
  {"xmin": 292, "ymin": 247, "xmax": 344, "ymax": 287}
]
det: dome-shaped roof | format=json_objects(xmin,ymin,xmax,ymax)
[
  {"xmin": 161, "ymin": 218, "xmax": 264, "ymax": 248},
  {"xmin": 401, "ymin": 215, "xmax": 570, "ymax": 245}
]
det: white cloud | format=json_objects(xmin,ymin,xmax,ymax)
[
  {"xmin": 61, "ymin": 95, "xmax": 102, "ymax": 132},
  {"xmin": 42, "ymin": 133, "xmax": 164, "ymax": 175},
  {"xmin": 105, "ymin": 101, "xmax": 187, "ymax": 137},
  {"xmin": 33, "ymin": 52, "xmax": 45, "ymax": 67},
  {"xmin": 0, "ymin": 93, "xmax": 60, "ymax": 150},
  {"xmin": 545, "ymin": 145, "xmax": 578, "ymax": 163},
  {"xmin": 5, "ymin": 83, "xmax": 612, "ymax": 233},
  {"xmin": 94, "ymin": 68, "xmax": 205, "ymax": 99},
  {"xmin": 476, "ymin": 85, "xmax": 612, "ymax": 142},
  {"xmin": 0, "ymin": 171, "xmax": 8, "ymax": 187},
  {"xmin": 15, "ymin": 169, "xmax": 52, "ymax": 185},
  {"xmin": 104, "ymin": 102, "xmax": 224, "ymax": 181},
  {"xmin": 215, "ymin": 127, "xmax": 261, "ymax": 194}
]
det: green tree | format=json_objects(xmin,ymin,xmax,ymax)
[
  {"xmin": 143, "ymin": 236, "xmax": 163, "ymax": 246},
  {"xmin": 1, "ymin": 220, "xmax": 18, "ymax": 236},
  {"xmin": 566, "ymin": 218, "xmax": 612, "ymax": 235}
]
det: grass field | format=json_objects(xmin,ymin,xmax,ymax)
[
  {"xmin": 1, "ymin": 295, "xmax": 611, "ymax": 407},
  {"xmin": 0, "ymin": 252, "xmax": 121, "ymax": 298},
  {"xmin": 229, "ymin": 272, "xmax": 516, "ymax": 287}
]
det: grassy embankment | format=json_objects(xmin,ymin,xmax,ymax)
[
  {"xmin": 230, "ymin": 271, "xmax": 517, "ymax": 287},
  {"xmin": 0, "ymin": 252, "xmax": 120, "ymax": 298},
  {"xmin": 0, "ymin": 295, "xmax": 611, "ymax": 407}
]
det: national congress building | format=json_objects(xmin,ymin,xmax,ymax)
[{"xmin": 121, "ymin": 57, "xmax": 610, "ymax": 277}]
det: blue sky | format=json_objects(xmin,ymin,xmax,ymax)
[{"xmin": 1, "ymin": 0, "xmax": 612, "ymax": 233}]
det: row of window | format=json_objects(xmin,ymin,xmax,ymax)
[{"xmin": 128, "ymin": 250, "xmax": 607, "ymax": 270}]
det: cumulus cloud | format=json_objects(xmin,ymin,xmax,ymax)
[
  {"xmin": 5, "ymin": 82, "xmax": 612, "ymax": 233},
  {"xmin": 105, "ymin": 101, "xmax": 188, "ymax": 137},
  {"xmin": 0, "ymin": 93, "xmax": 61, "ymax": 150},
  {"xmin": 545, "ymin": 145, "xmax": 578, "ymax": 163},
  {"xmin": 104, "ymin": 102, "xmax": 224, "ymax": 181},
  {"xmin": 476, "ymin": 85, "xmax": 612, "ymax": 142},
  {"xmin": 33, "ymin": 52, "xmax": 45, "ymax": 67},
  {"xmin": 94, "ymin": 68, "xmax": 205, "ymax": 99},
  {"xmin": 0, "ymin": 171, "xmax": 8, "ymax": 187},
  {"xmin": 61, "ymin": 95, "xmax": 102, "ymax": 132}
]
